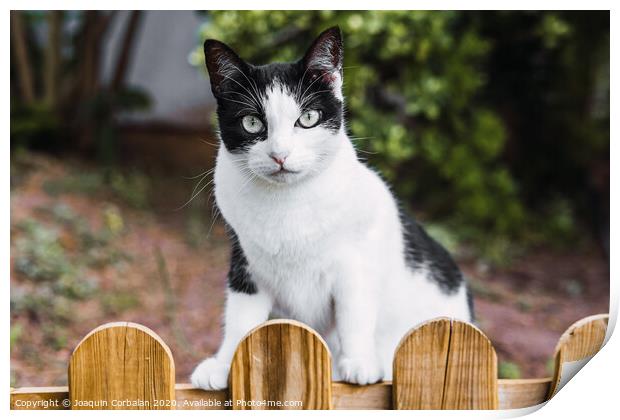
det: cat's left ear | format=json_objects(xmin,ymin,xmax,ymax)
[
  {"xmin": 302, "ymin": 26, "xmax": 344, "ymax": 98},
  {"xmin": 203, "ymin": 39, "xmax": 246, "ymax": 96}
]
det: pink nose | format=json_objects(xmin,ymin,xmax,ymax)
[{"xmin": 270, "ymin": 153, "xmax": 287, "ymax": 166}]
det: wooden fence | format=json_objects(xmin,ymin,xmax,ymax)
[{"xmin": 10, "ymin": 314, "xmax": 608, "ymax": 410}]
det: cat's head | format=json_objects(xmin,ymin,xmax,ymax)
[{"xmin": 204, "ymin": 27, "xmax": 345, "ymax": 185}]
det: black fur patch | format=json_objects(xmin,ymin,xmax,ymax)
[
  {"xmin": 227, "ymin": 227, "xmax": 257, "ymax": 294},
  {"xmin": 212, "ymin": 62, "xmax": 343, "ymax": 154},
  {"xmin": 466, "ymin": 285, "xmax": 475, "ymax": 322},
  {"xmin": 203, "ymin": 29, "xmax": 344, "ymax": 154},
  {"xmin": 401, "ymin": 212, "xmax": 465, "ymax": 295}
]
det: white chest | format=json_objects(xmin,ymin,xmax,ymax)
[{"xmin": 229, "ymin": 200, "xmax": 341, "ymax": 330}]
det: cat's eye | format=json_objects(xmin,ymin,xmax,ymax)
[
  {"xmin": 297, "ymin": 109, "xmax": 321, "ymax": 129},
  {"xmin": 241, "ymin": 115, "xmax": 265, "ymax": 134}
]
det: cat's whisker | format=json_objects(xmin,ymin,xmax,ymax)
[
  {"xmin": 220, "ymin": 90, "xmax": 257, "ymax": 107},
  {"xmin": 295, "ymin": 66, "xmax": 312, "ymax": 102},
  {"xmin": 175, "ymin": 176, "xmax": 214, "ymax": 211},
  {"xmin": 220, "ymin": 73, "xmax": 263, "ymax": 109},
  {"xmin": 183, "ymin": 168, "xmax": 213, "ymax": 180},
  {"xmin": 220, "ymin": 96, "xmax": 258, "ymax": 112},
  {"xmin": 190, "ymin": 174, "xmax": 214, "ymax": 198},
  {"xmin": 299, "ymin": 70, "xmax": 332, "ymax": 106},
  {"xmin": 197, "ymin": 138, "xmax": 220, "ymax": 148},
  {"xmin": 300, "ymin": 89, "xmax": 333, "ymax": 108},
  {"xmin": 228, "ymin": 64, "xmax": 263, "ymax": 107}
]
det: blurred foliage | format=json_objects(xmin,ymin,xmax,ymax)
[
  {"xmin": 10, "ymin": 101, "xmax": 62, "ymax": 150},
  {"xmin": 10, "ymin": 11, "xmax": 150, "ymax": 165},
  {"xmin": 10, "ymin": 88, "xmax": 150, "ymax": 158},
  {"xmin": 43, "ymin": 169, "xmax": 151, "ymax": 209},
  {"xmin": 192, "ymin": 11, "xmax": 609, "ymax": 251},
  {"xmin": 109, "ymin": 172, "xmax": 151, "ymax": 209},
  {"xmin": 185, "ymin": 203, "xmax": 209, "ymax": 248},
  {"xmin": 10, "ymin": 324, "xmax": 24, "ymax": 349},
  {"xmin": 11, "ymin": 203, "xmax": 132, "ymax": 343},
  {"xmin": 100, "ymin": 291, "xmax": 141, "ymax": 315},
  {"xmin": 14, "ymin": 220, "xmax": 72, "ymax": 283},
  {"xmin": 86, "ymin": 88, "xmax": 151, "ymax": 166},
  {"xmin": 498, "ymin": 361, "xmax": 522, "ymax": 379},
  {"xmin": 546, "ymin": 358, "xmax": 556, "ymax": 376},
  {"xmin": 469, "ymin": 278, "xmax": 502, "ymax": 302}
]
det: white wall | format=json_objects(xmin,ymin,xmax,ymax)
[{"xmin": 102, "ymin": 11, "xmax": 214, "ymax": 126}]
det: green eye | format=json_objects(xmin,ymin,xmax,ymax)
[
  {"xmin": 297, "ymin": 109, "xmax": 321, "ymax": 128},
  {"xmin": 241, "ymin": 115, "xmax": 265, "ymax": 134}
]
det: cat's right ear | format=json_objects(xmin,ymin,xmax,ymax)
[
  {"xmin": 302, "ymin": 27, "xmax": 344, "ymax": 99},
  {"xmin": 203, "ymin": 39, "xmax": 245, "ymax": 96}
]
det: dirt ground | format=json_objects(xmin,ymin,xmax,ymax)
[{"xmin": 10, "ymin": 152, "xmax": 609, "ymax": 387}]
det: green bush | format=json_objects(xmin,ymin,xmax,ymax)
[{"xmin": 191, "ymin": 11, "xmax": 609, "ymax": 250}]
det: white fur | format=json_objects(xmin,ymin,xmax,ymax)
[{"xmin": 192, "ymin": 82, "xmax": 470, "ymax": 390}]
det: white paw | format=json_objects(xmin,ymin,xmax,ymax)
[
  {"xmin": 338, "ymin": 355, "xmax": 384, "ymax": 385},
  {"xmin": 191, "ymin": 357, "xmax": 230, "ymax": 390}
]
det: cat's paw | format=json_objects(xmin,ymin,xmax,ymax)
[
  {"xmin": 191, "ymin": 357, "xmax": 230, "ymax": 390},
  {"xmin": 337, "ymin": 355, "xmax": 384, "ymax": 385}
]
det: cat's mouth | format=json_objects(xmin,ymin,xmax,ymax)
[
  {"xmin": 264, "ymin": 167, "xmax": 303, "ymax": 184},
  {"xmin": 270, "ymin": 167, "xmax": 299, "ymax": 176}
]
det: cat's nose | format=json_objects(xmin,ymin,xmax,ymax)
[{"xmin": 269, "ymin": 153, "xmax": 288, "ymax": 166}]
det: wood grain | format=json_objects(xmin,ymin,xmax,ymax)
[
  {"xmin": 393, "ymin": 318, "xmax": 498, "ymax": 409},
  {"xmin": 497, "ymin": 378, "xmax": 550, "ymax": 409},
  {"xmin": 442, "ymin": 320, "xmax": 498, "ymax": 409},
  {"xmin": 392, "ymin": 317, "xmax": 452, "ymax": 409},
  {"xmin": 13, "ymin": 314, "xmax": 608, "ymax": 410},
  {"xmin": 332, "ymin": 382, "xmax": 392, "ymax": 409},
  {"xmin": 68, "ymin": 322, "xmax": 175, "ymax": 410},
  {"xmin": 229, "ymin": 319, "xmax": 332, "ymax": 410},
  {"xmin": 548, "ymin": 313, "xmax": 608, "ymax": 398}
]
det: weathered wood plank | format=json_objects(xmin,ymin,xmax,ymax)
[
  {"xmin": 393, "ymin": 318, "xmax": 498, "ymax": 409},
  {"xmin": 442, "ymin": 320, "xmax": 498, "ymax": 409},
  {"xmin": 392, "ymin": 318, "xmax": 452, "ymax": 409},
  {"xmin": 68, "ymin": 322, "xmax": 175, "ymax": 410},
  {"xmin": 497, "ymin": 378, "xmax": 550, "ymax": 409},
  {"xmin": 548, "ymin": 314, "xmax": 608, "ymax": 398},
  {"xmin": 14, "ymin": 313, "xmax": 607, "ymax": 410},
  {"xmin": 332, "ymin": 382, "xmax": 392, "ymax": 409},
  {"xmin": 229, "ymin": 319, "xmax": 332, "ymax": 409}
]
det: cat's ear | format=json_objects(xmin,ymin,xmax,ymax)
[
  {"xmin": 203, "ymin": 39, "xmax": 246, "ymax": 96},
  {"xmin": 302, "ymin": 26, "xmax": 344, "ymax": 97}
]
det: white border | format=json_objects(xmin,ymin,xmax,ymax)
[{"xmin": 4, "ymin": 2, "xmax": 616, "ymax": 419}]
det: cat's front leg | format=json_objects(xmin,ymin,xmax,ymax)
[
  {"xmin": 191, "ymin": 288, "xmax": 272, "ymax": 390},
  {"xmin": 332, "ymin": 259, "xmax": 384, "ymax": 385}
]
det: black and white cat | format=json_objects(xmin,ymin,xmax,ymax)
[{"xmin": 191, "ymin": 27, "xmax": 473, "ymax": 390}]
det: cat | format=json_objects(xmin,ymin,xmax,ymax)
[{"xmin": 191, "ymin": 26, "xmax": 473, "ymax": 390}]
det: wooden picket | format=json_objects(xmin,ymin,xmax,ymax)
[
  {"xmin": 10, "ymin": 314, "xmax": 609, "ymax": 410},
  {"xmin": 229, "ymin": 319, "xmax": 332, "ymax": 409},
  {"xmin": 547, "ymin": 313, "xmax": 609, "ymax": 398},
  {"xmin": 393, "ymin": 318, "xmax": 497, "ymax": 409},
  {"xmin": 68, "ymin": 322, "xmax": 175, "ymax": 410}
]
